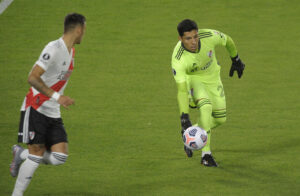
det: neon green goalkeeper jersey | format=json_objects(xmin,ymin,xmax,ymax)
[
  {"xmin": 171, "ymin": 29, "xmax": 238, "ymax": 114},
  {"xmin": 172, "ymin": 29, "xmax": 237, "ymax": 83}
]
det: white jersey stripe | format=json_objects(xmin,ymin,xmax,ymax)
[{"xmin": 22, "ymin": 107, "xmax": 31, "ymax": 143}]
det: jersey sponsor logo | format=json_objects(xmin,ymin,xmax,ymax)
[
  {"xmin": 207, "ymin": 50, "xmax": 213, "ymax": 58},
  {"xmin": 42, "ymin": 53, "xmax": 50, "ymax": 60},
  {"xmin": 191, "ymin": 63, "xmax": 198, "ymax": 72},
  {"xmin": 201, "ymin": 60, "xmax": 213, "ymax": 70},
  {"xmin": 58, "ymin": 70, "xmax": 73, "ymax": 80},
  {"xmin": 172, "ymin": 68, "xmax": 176, "ymax": 76}
]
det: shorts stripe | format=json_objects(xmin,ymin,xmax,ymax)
[
  {"xmin": 22, "ymin": 107, "xmax": 31, "ymax": 143},
  {"xmin": 212, "ymin": 111, "xmax": 226, "ymax": 118},
  {"xmin": 196, "ymin": 99, "xmax": 212, "ymax": 108}
]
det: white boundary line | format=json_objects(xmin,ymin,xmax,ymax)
[{"xmin": 0, "ymin": 0, "xmax": 14, "ymax": 15}]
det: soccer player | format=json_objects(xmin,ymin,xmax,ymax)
[
  {"xmin": 10, "ymin": 13, "xmax": 86, "ymax": 195},
  {"xmin": 171, "ymin": 19, "xmax": 245, "ymax": 167}
]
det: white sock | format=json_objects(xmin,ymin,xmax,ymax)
[
  {"xmin": 202, "ymin": 151, "xmax": 211, "ymax": 157},
  {"xmin": 43, "ymin": 151, "xmax": 68, "ymax": 165},
  {"xmin": 20, "ymin": 149, "xmax": 29, "ymax": 160},
  {"xmin": 12, "ymin": 154, "xmax": 42, "ymax": 196}
]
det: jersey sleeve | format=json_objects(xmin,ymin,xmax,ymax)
[
  {"xmin": 201, "ymin": 29, "xmax": 237, "ymax": 57},
  {"xmin": 204, "ymin": 29, "xmax": 228, "ymax": 47},
  {"xmin": 35, "ymin": 44, "xmax": 57, "ymax": 71},
  {"xmin": 171, "ymin": 58, "xmax": 186, "ymax": 83}
]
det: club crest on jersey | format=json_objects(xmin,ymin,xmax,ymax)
[
  {"xmin": 29, "ymin": 131, "xmax": 35, "ymax": 140},
  {"xmin": 207, "ymin": 50, "xmax": 213, "ymax": 58}
]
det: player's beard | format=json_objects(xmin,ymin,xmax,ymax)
[{"xmin": 75, "ymin": 36, "xmax": 83, "ymax": 44}]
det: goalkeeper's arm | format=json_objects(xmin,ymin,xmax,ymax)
[
  {"xmin": 176, "ymin": 82, "xmax": 192, "ymax": 131},
  {"xmin": 225, "ymin": 35, "xmax": 245, "ymax": 78}
]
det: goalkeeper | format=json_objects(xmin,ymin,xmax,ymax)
[{"xmin": 171, "ymin": 19, "xmax": 245, "ymax": 167}]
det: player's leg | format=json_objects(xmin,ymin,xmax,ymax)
[
  {"xmin": 199, "ymin": 81, "xmax": 226, "ymax": 167},
  {"xmin": 12, "ymin": 144, "xmax": 46, "ymax": 196},
  {"xmin": 10, "ymin": 111, "xmax": 29, "ymax": 177},
  {"xmin": 12, "ymin": 108, "xmax": 48, "ymax": 196},
  {"xmin": 189, "ymin": 79, "xmax": 215, "ymax": 162},
  {"xmin": 43, "ymin": 142, "xmax": 68, "ymax": 165},
  {"xmin": 190, "ymin": 80, "xmax": 212, "ymax": 145},
  {"xmin": 209, "ymin": 82, "xmax": 227, "ymax": 129},
  {"xmin": 43, "ymin": 118, "xmax": 69, "ymax": 165}
]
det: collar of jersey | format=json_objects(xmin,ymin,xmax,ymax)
[
  {"xmin": 181, "ymin": 40, "xmax": 201, "ymax": 54},
  {"xmin": 60, "ymin": 37, "xmax": 71, "ymax": 55}
]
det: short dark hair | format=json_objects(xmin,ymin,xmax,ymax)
[
  {"xmin": 177, "ymin": 19, "xmax": 198, "ymax": 37},
  {"xmin": 64, "ymin": 13, "xmax": 86, "ymax": 33}
]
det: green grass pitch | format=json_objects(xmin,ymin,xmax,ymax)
[{"xmin": 1, "ymin": 0, "xmax": 300, "ymax": 195}]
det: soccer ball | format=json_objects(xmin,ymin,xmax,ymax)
[{"xmin": 182, "ymin": 126, "xmax": 207, "ymax": 150}]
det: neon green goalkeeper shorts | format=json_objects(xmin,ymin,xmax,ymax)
[{"xmin": 187, "ymin": 76, "xmax": 226, "ymax": 112}]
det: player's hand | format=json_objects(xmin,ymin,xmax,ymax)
[
  {"xmin": 180, "ymin": 113, "xmax": 192, "ymax": 135},
  {"xmin": 58, "ymin": 95, "xmax": 75, "ymax": 109},
  {"xmin": 229, "ymin": 55, "xmax": 245, "ymax": 78}
]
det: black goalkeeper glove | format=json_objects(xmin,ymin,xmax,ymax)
[
  {"xmin": 180, "ymin": 113, "xmax": 192, "ymax": 135},
  {"xmin": 229, "ymin": 54, "xmax": 245, "ymax": 78}
]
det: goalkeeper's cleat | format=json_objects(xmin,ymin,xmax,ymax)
[
  {"xmin": 201, "ymin": 154, "xmax": 218, "ymax": 167},
  {"xmin": 10, "ymin": 145, "xmax": 24, "ymax": 177},
  {"xmin": 184, "ymin": 145, "xmax": 193, "ymax": 157}
]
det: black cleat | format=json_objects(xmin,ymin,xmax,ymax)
[
  {"xmin": 201, "ymin": 154, "xmax": 218, "ymax": 167},
  {"xmin": 184, "ymin": 145, "xmax": 193, "ymax": 157}
]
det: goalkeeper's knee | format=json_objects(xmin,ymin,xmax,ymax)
[{"xmin": 197, "ymin": 99, "xmax": 212, "ymax": 114}]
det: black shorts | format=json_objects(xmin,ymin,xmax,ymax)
[{"xmin": 18, "ymin": 107, "xmax": 68, "ymax": 148}]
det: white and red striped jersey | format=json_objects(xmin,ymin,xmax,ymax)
[{"xmin": 20, "ymin": 38, "xmax": 75, "ymax": 118}]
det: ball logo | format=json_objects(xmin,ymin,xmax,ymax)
[
  {"xmin": 189, "ymin": 129, "xmax": 197, "ymax": 137},
  {"xmin": 190, "ymin": 141, "xmax": 198, "ymax": 148},
  {"xmin": 200, "ymin": 134, "xmax": 207, "ymax": 143},
  {"xmin": 184, "ymin": 132, "xmax": 195, "ymax": 145}
]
